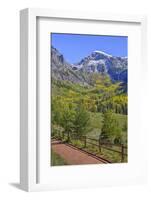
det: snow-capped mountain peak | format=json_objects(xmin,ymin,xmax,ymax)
[{"xmin": 75, "ymin": 49, "xmax": 127, "ymax": 81}]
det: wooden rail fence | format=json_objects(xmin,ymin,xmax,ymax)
[{"xmin": 52, "ymin": 132, "xmax": 127, "ymax": 163}]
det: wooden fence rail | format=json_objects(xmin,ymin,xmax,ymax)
[{"xmin": 81, "ymin": 136, "xmax": 127, "ymax": 162}]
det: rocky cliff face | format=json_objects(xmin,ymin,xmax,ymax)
[{"xmin": 51, "ymin": 46, "xmax": 86, "ymax": 84}]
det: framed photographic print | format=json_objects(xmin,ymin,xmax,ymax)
[{"xmin": 20, "ymin": 8, "xmax": 147, "ymax": 191}]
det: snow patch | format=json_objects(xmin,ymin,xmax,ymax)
[
  {"xmin": 88, "ymin": 59, "xmax": 105, "ymax": 65},
  {"xmin": 93, "ymin": 50, "xmax": 112, "ymax": 57}
]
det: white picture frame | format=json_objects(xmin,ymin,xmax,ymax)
[{"xmin": 20, "ymin": 8, "xmax": 147, "ymax": 192}]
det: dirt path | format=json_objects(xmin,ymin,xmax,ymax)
[{"xmin": 51, "ymin": 140, "xmax": 107, "ymax": 165}]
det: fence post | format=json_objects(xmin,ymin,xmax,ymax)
[
  {"xmin": 99, "ymin": 138, "xmax": 101, "ymax": 153},
  {"xmin": 121, "ymin": 144, "xmax": 124, "ymax": 162},
  {"xmin": 59, "ymin": 129, "xmax": 61, "ymax": 139},
  {"xmin": 62, "ymin": 131, "xmax": 64, "ymax": 140},
  {"xmin": 84, "ymin": 135, "xmax": 87, "ymax": 148}
]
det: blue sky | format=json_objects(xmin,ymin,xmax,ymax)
[{"xmin": 51, "ymin": 33, "xmax": 128, "ymax": 64}]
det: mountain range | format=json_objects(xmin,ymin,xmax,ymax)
[{"xmin": 51, "ymin": 46, "xmax": 128, "ymax": 87}]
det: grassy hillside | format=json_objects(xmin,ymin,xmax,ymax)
[{"xmin": 87, "ymin": 112, "xmax": 127, "ymax": 142}]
